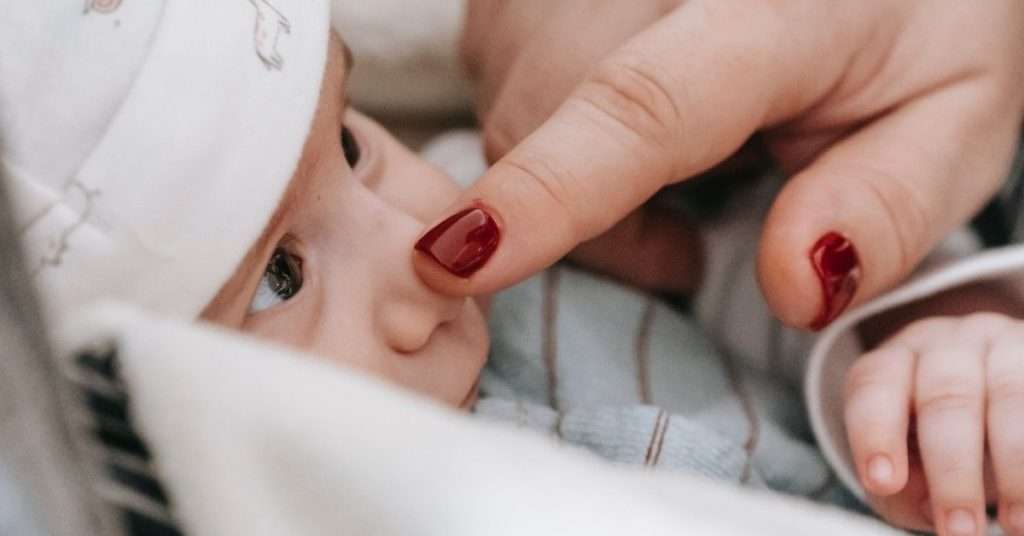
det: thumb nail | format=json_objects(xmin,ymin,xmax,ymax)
[
  {"xmin": 809, "ymin": 232, "xmax": 861, "ymax": 330},
  {"xmin": 415, "ymin": 206, "xmax": 500, "ymax": 278}
]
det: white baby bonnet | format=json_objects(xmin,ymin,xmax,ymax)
[{"xmin": 0, "ymin": 0, "xmax": 328, "ymax": 320}]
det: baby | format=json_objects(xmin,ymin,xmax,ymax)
[{"xmin": 3, "ymin": 4, "xmax": 1021, "ymax": 535}]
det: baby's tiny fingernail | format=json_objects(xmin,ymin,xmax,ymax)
[
  {"xmin": 866, "ymin": 454, "xmax": 893, "ymax": 486},
  {"xmin": 945, "ymin": 508, "xmax": 977, "ymax": 536}
]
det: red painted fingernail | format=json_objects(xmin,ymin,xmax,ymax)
[
  {"xmin": 809, "ymin": 232, "xmax": 861, "ymax": 330},
  {"xmin": 415, "ymin": 207, "xmax": 500, "ymax": 278}
]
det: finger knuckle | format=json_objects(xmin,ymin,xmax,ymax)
[
  {"xmin": 849, "ymin": 168, "xmax": 934, "ymax": 278},
  {"xmin": 577, "ymin": 56, "xmax": 683, "ymax": 155},
  {"xmin": 916, "ymin": 387, "xmax": 980, "ymax": 418},
  {"xmin": 495, "ymin": 152, "xmax": 589, "ymax": 244},
  {"xmin": 845, "ymin": 356, "xmax": 900, "ymax": 401}
]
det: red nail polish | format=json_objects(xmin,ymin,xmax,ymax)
[
  {"xmin": 415, "ymin": 207, "xmax": 500, "ymax": 278},
  {"xmin": 809, "ymin": 232, "xmax": 861, "ymax": 330}
]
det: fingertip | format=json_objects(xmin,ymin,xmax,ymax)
[
  {"xmin": 411, "ymin": 248, "xmax": 478, "ymax": 297},
  {"xmin": 864, "ymin": 454, "xmax": 897, "ymax": 494},
  {"xmin": 755, "ymin": 240, "xmax": 821, "ymax": 329},
  {"xmin": 860, "ymin": 450, "xmax": 912, "ymax": 497},
  {"xmin": 756, "ymin": 185, "xmax": 840, "ymax": 329},
  {"xmin": 942, "ymin": 507, "xmax": 982, "ymax": 536}
]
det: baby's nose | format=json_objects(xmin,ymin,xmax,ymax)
[
  {"xmin": 376, "ymin": 296, "xmax": 464, "ymax": 354},
  {"xmin": 368, "ymin": 193, "xmax": 468, "ymax": 354}
]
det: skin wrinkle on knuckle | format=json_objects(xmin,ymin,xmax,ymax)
[
  {"xmin": 848, "ymin": 165, "xmax": 933, "ymax": 282},
  {"xmin": 494, "ymin": 154, "xmax": 588, "ymax": 245},
  {"xmin": 915, "ymin": 387, "xmax": 980, "ymax": 423},
  {"xmin": 845, "ymin": 356, "xmax": 904, "ymax": 404},
  {"xmin": 576, "ymin": 58, "xmax": 683, "ymax": 160}
]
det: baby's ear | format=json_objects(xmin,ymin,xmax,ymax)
[{"xmin": 566, "ymin": 205, "xmax": 702, "ymax": 299}]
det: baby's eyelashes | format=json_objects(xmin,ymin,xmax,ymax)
[{"xmin": 248, "ymin": 247, "xmax": 304, "ymax": 314}]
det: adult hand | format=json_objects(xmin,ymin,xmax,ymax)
[{"xmin": 414, "ymin": 0, "xmax": 1024, "ymax": 329}]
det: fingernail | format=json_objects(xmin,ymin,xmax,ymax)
[
  {"xmin": 1004, "ymin": 503, "xmax": 1024, "ymax": 534},
  {"xmin": 946, "ymin": 508, "xmax": 977, "ymax": 536},
  {"xmin": 866, "ymin": 454, "xmax": 893, "ymax": 487},
  {"xmin": 415, "ymin": 206, "xmax": 500, "ymax": 278},
  {"xmin": 809, "ymin": 232, "xmax": 861, "ymax": 330}
]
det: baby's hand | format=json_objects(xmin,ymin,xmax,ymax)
[{"xmin": 844, "ymin": 313, "xmax": 1024, "ymax": 536}]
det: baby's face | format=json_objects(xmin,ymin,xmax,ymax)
[{"xmin": 202, "ymin": 35, "xmax": 488, "ymax": 409}]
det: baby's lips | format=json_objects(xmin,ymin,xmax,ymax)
[
  {"xmin": 415, "ymin": 206, "xmax": 501, "ymax": 278},
  {"xmin": 809, "ymin": 232, "xmax": 861, "ymax": 330}
]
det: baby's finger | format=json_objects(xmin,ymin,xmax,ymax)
[
  {"xmin": 844, "ymin": 344, "xmax": 915, "ymax": 495},
  {"xmin": 915, "ymin": 340, "xmax": 987, "ymax": 536},
  {"xmin": 985, "ymin": 326, "xmax": 1024, "ymax": 535}
]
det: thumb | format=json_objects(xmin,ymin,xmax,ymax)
[
  {"xmin": 413, "ymin": 3, "xmax": 856, "ymax": 295},
  {"xmin": 758, "ymin": 84, "xmax": 1021, "ymax": 329}
]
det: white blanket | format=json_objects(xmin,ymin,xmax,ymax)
[{"xmin": 52, "ymin": 302, "xmax": 898, "ymax": 536}]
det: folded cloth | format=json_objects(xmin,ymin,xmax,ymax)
[
  {"xmin": 51, "ymin": 302, "xmax": 899, "ymax": 536},
  {"xmin": 477, "ymin": 264, "xmax": 841, "ymax": 502}
]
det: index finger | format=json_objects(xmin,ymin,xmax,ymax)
[{"xmin": 413, "ymin": 1, "xmax": 865, "ymax": 295}]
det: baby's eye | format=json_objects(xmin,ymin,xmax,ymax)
[
  {"xmin": 341, "ymin": 124, "xmax": 360, "ymax": 168},
  {"xmin": 248, "ymin": 248, "xmax": 303, "ymax": 314}
]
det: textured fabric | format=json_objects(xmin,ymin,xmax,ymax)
[
  {"xmin": 0, "ymin": 173, "xmax": 105, "ymax": 536},
  {"xmin": 51, "ymin": 302, "xmax": 899, "ymax": 536},
  {"xmin": 476, "ymin": 265, "xmax": 839, "ymax": 500},
  {"xmin": 1, "ymin": 0, "xmax": 328, "ymax": 321}
]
